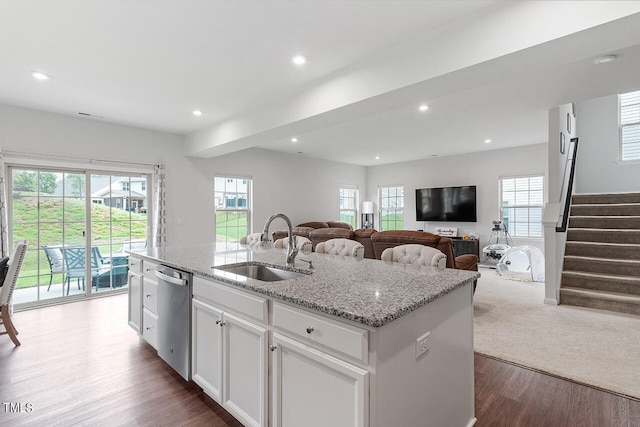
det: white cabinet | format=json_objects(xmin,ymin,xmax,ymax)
[
  {"xmin": 127, "ymin": 270, "xmax": 142, "ymax": 334},
  {"xmin": 127, "ymin": 256, "xmax": 143, "ymax": 334},
  {"xmin": 222, "ymin": 311, "xmax": 268, "ymax": 427},
  {"xmin": 271, "ymin": 332, "xmax": 368, "ymax": 427},
  {"xmin": 141, "ymin": 260, "xmax": 159, "ymax": 349},
  {"xmin": 185, "ymin": 273, "xmax": 474, "ymax": 427},
  {"xmin": 192, "ymin": 298, "xmax": 223, "ymax": 401},
  {"xmin": 142, "ymin": 308, "xmax": 158, "ymax": 349},
  {"xmin": 128, "ymin": 255, "xmax": 159, "ymax": 350},
  {"xmin": 272, "ymin": 302, "xmax": 368, "ymax": 365},
  {"xmin": 192, "ymin": 277, "xmax": 268, "ymax": 427}
]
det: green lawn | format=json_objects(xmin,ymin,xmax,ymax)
[
  {"xmin": 13, "ymin": 193, "xmax": 147, "ymax": 289},
  {"xmin": 215, "ymin": 211, "xmax": 247, "ymax": 242},
  {"xmin": 380, "ymin": 213, "xmax": 404, "ymax": 231}
]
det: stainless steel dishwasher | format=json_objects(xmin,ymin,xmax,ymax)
[{"xmin": 155, "ymin": 265, "xmax": 192, "ymax": 380}]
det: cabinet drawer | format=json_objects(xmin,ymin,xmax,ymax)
[
  {"xmin": 142, "ymin": 260, "xmax": 159, "ymax": 280},
  {"xmin": 128, "ymin": 256, "xmax": 143, "ymax": 274},
  {"xmin": 143, "ymin": 278, "xmax": 158, "ymax": 313},
  {"xmin": 193, "ymin": 276, "xmax": 268, "ymax": 324},
  {"xmin": 273, "ymin": 303, "xmax": 368, "ymax": 364},
  {"xmin": 142, "ymin": 308, "xmax": 158, "ymax": 349}
]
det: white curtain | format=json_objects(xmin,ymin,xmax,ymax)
[
  {"xmin": 0, "ymin": 152, "xmax": 10, "ymax": 257},
  {"xmin": 152, "ymin": 164, "xmax": 167, "ymax": 248}
]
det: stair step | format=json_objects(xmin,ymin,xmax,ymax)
[
  {"xmin": 559, "ymin": 286, "xmax": 640, "ymax": 316},
  {"xmin": 564, "ymin": 241, "xmax": 640, "ymax": 260},
  {"xmin": 567, "ymin": 228, "xmax": 640, "ymax": 244},
  {"xmin": 572, "ymin": 193, "xmax": 640, "ymax": 205},
  {"xmin": 563, "ymin": 256, "xmax": 640, "ymax": 277},
  {"xmin": 568, "ymin": 216, "xmax": 640, "ymax": 229},
  {"xmin": 570, "ymin": 203, "xmax": 640, "ymax": 216},
  {"xmin": 561, "ymin": 271, "xmax": 640, "ymax": 295}
]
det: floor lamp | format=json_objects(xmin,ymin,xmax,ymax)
[{"xmin": 361, "ymin": 201, "xmax": 375, "ymax": 229}]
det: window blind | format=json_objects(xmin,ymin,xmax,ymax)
[{"xmin": 621, "ymin": 91, "xmax": 640, "ymax": 161}]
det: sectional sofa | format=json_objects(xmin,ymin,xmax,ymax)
[{"xmin": 271, "ymin": 221, "xmax": 478, "ymax": 273}]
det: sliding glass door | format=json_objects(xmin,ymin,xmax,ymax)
[
  {"xmin": 90, "ymin": 174, "xmax": 148, "ymax": 292},
  {"xmin": 9, "ymin": 167, "xmax": 149, "ymax": 307}
]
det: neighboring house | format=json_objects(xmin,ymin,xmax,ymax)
[{"xmin": 91, "ymin": 176, "xmax": 147, "ymax": 212}]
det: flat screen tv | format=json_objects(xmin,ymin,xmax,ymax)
[{"xmin": 416, "ymin": 186, "xmax": 477, "ymax": 222}]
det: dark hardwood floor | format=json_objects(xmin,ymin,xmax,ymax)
[
  {"xmin": 1, "ymin": 294, "xmax": 638, "ymax": 426},
  {"xmin": 474, "ymin": 355, "xmax": 640, "ymax": 427}
]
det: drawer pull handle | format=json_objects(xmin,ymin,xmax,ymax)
[
  {"xmin": 216, "ymin": 320, "xmax": 226, "ymax": 327},
  {"xmin": 146, "ymin": 327, "xmax": 152, "ymax": 331},
  {"xmin": 306, "ymin": 327, "xmax": 314, "ymax": 334},
  {"xmin": 269, "ymin": 345, "xmax": 277, "ymax": 352},
  {"xmin": 146, "ymin": 294, "xmax": 151, "ymax": 298}
]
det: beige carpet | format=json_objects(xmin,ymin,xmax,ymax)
[{"xmin": 473, "ymin": 268, "xmax": 640, "ymax": 399}]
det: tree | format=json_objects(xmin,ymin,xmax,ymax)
[
  {"xmin": 13, "ymin": 171, "xmax": 37, "ymax": 192},
  {"xmin": 67, "ymin": 174, "xmax": 85, "ymax": 197},
  {"xmin": 39, "ymin": 172, "xmax": 58, "ymax": 194}
]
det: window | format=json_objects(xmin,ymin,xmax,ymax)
[
  {"xmin": 379, "ymin": 186, "xmax": 404, "ymax": 231},
  {"xmin": 500, "ymin": 175, "xmax": 544, "ymax": 238},
  {"xmin": 214, "ymin": 176, "xmax": 251, "ymax": 242},
  {"xmin": 9, "ymin": 168, "xmax": 149, "ymax": 307},
  {"xmin": 620, "ymin": 90, "xmax": 640, "ymax": 161},
  {"xmin": 339, "ymin": 186, "xmax": 358, "ymax": 228}
]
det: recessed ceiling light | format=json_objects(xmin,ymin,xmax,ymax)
[
  {"xmin": 375, "ymin": 156, "xmax": 381, "ymax": 160},
  {"xmin": 32, "ymin": 71, "xmax": 49, "ymax": 80},
  {"xmin": 594, "ymin": 55, "xmax": 616, "ymax": 64},
  {"xmin": 292, "ymin": 55, "xmax": 306, "ymax": 65},
  {"xmin": 419, "ymin": 104, "xmax": 429, "ymax": 112},
  {"xmin": 291, "ymin": 137, "xmax": 298, "ymax": 143},
  {"xmin": 193, "ymin": 110, "xmax": 202, "ymax": 116},
  {"xmin": 484, "ymin": 139, "xmax": 492, "ymax": 144}
]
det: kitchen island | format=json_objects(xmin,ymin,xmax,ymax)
[{"xmin": 128, "ymin": 243, "xmax": 480, "ymax": 427}]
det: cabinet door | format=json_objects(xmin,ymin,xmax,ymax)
[
  {"xmin": 271, "ymin": 333, "xmax": 368, "ymax": 427},
  {"xmin": 142, "ymin": 277, "xmax": 158, "ymax": 313},
  {"xmin": 128, "ymin": 273, "xmax": 142, "ymax": 334},
  {"xmin": 223, "ymin": 312, "xmax": 268, "ymax": 427},
  {"xmin": 141, "ymin": 308, "xmax": 158, "ymax": 349},
  {"xmin": 192, "ymin": 298, "xmax": 224, "ymax": 402}
]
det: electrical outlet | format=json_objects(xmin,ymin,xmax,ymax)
[{"xmin": 416, "ymin": 331, "xmax": 431, "ymax": 359}]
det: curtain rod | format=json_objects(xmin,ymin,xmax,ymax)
[{"xmin": 0, "ymin": 149, "xmax": 159, "ymax": 168}]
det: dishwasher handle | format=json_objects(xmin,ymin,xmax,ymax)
[{"xmin": 155, "ymin": 269, "xmax": 189, "ymax": 286}]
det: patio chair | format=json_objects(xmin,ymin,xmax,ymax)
[
  {"xmin": 43, "ymin": 246, "xmax": 65, "ymax": 290},
  {"xmin": 1, "ymin": 239, "xmax": 28, "ymax": 346},
  {"xmin": 62, "ymin": 247, "xmax": 111, "ymax": 295}
]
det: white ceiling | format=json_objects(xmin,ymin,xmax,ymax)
[{"xmin": 2, "ymin": 1, "xmax": 640, "ymax": 166}]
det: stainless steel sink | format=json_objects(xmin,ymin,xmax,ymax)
[{"xmin": 218, "ymin": 264, "xmax": 308, "ymax": 282}]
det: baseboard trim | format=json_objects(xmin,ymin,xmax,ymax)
[{"xmin": 544, "ymin": 297, "xmax": 558, "ymax": 305}]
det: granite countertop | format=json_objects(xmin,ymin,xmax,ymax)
[{"xmin": 130, "ymin": 243, "xmax": 480, "ymax": 328}]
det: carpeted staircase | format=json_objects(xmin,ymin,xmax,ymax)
[{"xmin": 560, "ymin": 192, "xmax": 640, "ymax": 315}]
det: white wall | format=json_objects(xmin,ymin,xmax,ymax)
[
  {"xmin": 575, "ymin": 94, "xmax": 640, "ymax": 194},
  {"xmin": 0, "ymin": 104, "xmax": 366, "ymax": 246},
  {"xmin": 365, "ymin": 144, "xmax": 548, "ymax": 251},
  {"xmin": 186, "ymin": 148, "xmax": 366, "ymax": 239}
]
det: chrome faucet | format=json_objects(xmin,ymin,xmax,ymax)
[{"xmin": 261, "ymin": 213, "xmax": 298, "ymax": 266}]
